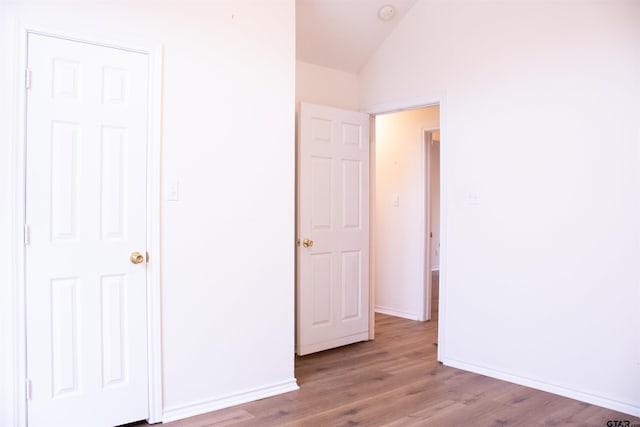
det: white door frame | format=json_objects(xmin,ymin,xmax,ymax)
[
  {"xmin": 367, "ymin": 97, "xmax": 447, "ymax": 361},
  {"xmin": 8, "ymin": 28, "xmax": 163, "ymax": 426},
  {"xmin": 368, "ymin": 118, "xmax": 377, "ymax": 340},
  {"xmin": 421, "ymin": 128, "xmax": 439, "ymax": 322}
]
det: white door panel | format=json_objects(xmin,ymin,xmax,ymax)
[
  {"xmin": 297, "ymin": 103, "xmax": 370, "ymax": 355},
  {"xmin": 25, "ymin": 33, "xmax": 149, "ymax": 427}
]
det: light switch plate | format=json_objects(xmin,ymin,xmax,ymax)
[
  {"xmin": 167, "ymin": 181, "xmax": 179, "ymax": 201},
  {"xmin": 466, "ymin": 191, "xmax": 480, "ymax": 206}
]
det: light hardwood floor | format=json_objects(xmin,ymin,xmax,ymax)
[{"xmin": 158, "ymin": 273, "xmax": 636, "ymax": 426}]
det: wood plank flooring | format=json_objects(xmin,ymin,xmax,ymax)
[{"xmin": 161, "ymin": 274, "xmax": 636, "ymax": 426}]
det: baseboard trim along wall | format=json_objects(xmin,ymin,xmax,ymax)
[
  {"xmin": 162, "ymin": 379, "xmax": 300, "ymax": 423},
  {"xmin": 442, "ymin": 357, "xmax": 640, "ymax": 418},
  {"xmin": 375, "ymin": 306, "xmax": 419, "ymax": 321}
]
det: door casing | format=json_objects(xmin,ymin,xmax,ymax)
[
  {"xmin": 422, "ymin": 127, "xmax": 440, "ymax": 322},
  {"xmin": 8, "ymin": 27, "xmax": 164, "ymax": 427}
]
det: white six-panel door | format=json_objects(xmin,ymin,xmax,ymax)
[
  {"xmin": 297, "ymin": 103, "xmax": 370, "ymax": 356},
  {"xmin": 25, "ymin": 33, "xmax": 150, "ymax": 427}
]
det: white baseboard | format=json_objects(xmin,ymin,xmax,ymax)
[
  {"xmin": 375, "ymin": 306, "xmax": 419, "ymax": 321},
  {"xmin": 162, "ymin": 378, "xmax": 299, "ymax": 423},
  {"xmin": 441, "ymin": 357, "xmax": 640, "ymax": 418}
]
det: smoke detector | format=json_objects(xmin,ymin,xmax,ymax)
[{"xmin": 378, "ymin": 5, "xmax": 396, "ymax": 21}]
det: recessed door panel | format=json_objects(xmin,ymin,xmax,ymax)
[
  {"xmin": 342, "ymin": 159, "xmax": 361, "ymax": 229},
  {"xmin": 101, "ymin": 126, "xmax": 128, "ymax": 240},
  {"xmin": 50, "ymin": 277, "xmax": 80, "ymax": 398},
  {"xmin": 311, "ymin": 254, "xmax": 332, "ymax": 326},
  {"xmin": 100, "ymin": 275, "xmax": 127, "ymax": 389},
  {"xmin": 311, "ymin": 157, "xmax": 332, "ymax": 230},
  {"xmin": 341, "ymin": 122, "xmax": 362, "ymax": 148},
  {"xmin": 50, "ymin": 121, "xmax": 79, "ymax": 241},
  {"xmin": 341, "ymin": 251, "xmax": 362, "ymax": 321},
  {"xmin": 102, "ymin": 67, "xmax": 128, "ymax": 105},
  {"xmin": 311, "ymin": 118, "xmax": 332, "ymax": 145},
  {"xmin": 52, "ymin": 59, "xmax": 80, "ymax": 100}
]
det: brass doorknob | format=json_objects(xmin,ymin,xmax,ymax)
[
  {"xmin": 302, "ymin": 239, "xmax": 314, "ymax": 248},
  {"xmin": 130, "ymin": 251, "xmax": 145, "ymax": 264}
]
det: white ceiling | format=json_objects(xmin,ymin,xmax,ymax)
[{"xmin": 296, "ymin": 0, "xmax": 418, "ymax": 74}]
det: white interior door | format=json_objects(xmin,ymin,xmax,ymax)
[
  {"xmin": 25, "ymin": 33, "xmax": 150, "ymax": 427},
  {"xmin": 297, "ymin": 102, "xmax": 370, "ymax": 356}
]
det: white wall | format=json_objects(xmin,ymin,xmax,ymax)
[
  {"xmin": 362, "ymin": 0, "xmax": 640, "ymax": 416},
  {"xmin": 0, "ymin": 0, "xmax": 296, "ymax": 424},
  {"xmin": 296, "ymin": 60, "xmax": 359, "ymax": 111},
  {"xmin": 375, "ymin": 107, "xmax": 439, "ymax": 320}
]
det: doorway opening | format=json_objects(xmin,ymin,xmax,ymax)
[{"xmin": 372, "ymin": 105, "xmax": 441, "ymax": 336}]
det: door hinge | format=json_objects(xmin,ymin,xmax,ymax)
[
  {"xmin": 24, "ymin": 224, "xmax": 30, "ymax": 246},
  {"xmin": 25, "ymin": 69, "xmax": 32, "ymax": 90},
  {"xmin": 25, "ymin": 379, "xmax": 32, "ymax": 400}
]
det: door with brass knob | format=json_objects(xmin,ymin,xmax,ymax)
[
  {"xmin": 296, "ymin": 102, "xmax": 370, "ymax": 356},
  {"xmin": 24, "ymin": 33, "xmax": 151, "ymax": 427},
  {"xmin": 130, "ymin": 251, "xmax": 145, "ymax": 264}
]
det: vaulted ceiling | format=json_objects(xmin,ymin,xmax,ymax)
[{"xmin": 296, "ymin": 0, "xmax": 418, "ymax": 74}]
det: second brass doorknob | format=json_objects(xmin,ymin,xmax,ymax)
[
  {"xmin": 302, "ymin": 239, "xmax": 314, "ymax": 248},
  {"xmin": 130, "ymin": 251, "xmax": 145, "ymax": 264}
]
